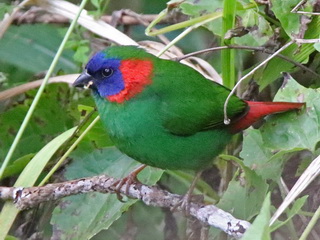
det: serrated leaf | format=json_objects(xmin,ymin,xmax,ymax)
[{"xmin": 51, "ymin": 147, "xmax": 164, "ymax": 240}]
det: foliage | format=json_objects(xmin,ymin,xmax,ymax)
[{"xmin": 1, "ymin": 0, "xmax": 320, "ymax": 239}]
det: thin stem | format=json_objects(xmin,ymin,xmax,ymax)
[
  {"xmin": 221, "ymin": 0, "xmax": 236, "ymax": 88},
  {"xmin": 223, "ymin": 40, "xmax": 294, "ymax": 124},
  {"xmin": 0, "ymin": 0, "xmax": 89, "ymax": 179},
  {"xmin": 146, "ymin": 3, "xmax": 255, "ymax": 37},
  {"xmin": 156, "ymin": 13, "xmax": 221, "ymax": 57},
  {"xmin": 291, "ymin": 0, "xmax": 307, "ymax": 12},
  {"xmin": 176, "ymin": 45, "xmax": 320, "ymax": 78},
  {"xmin": 39, "ymin": 116, "xmax": 100, "ymax": 186},
  {"xmin": 299, "ymin": 205, "xmax": 320, "ymax": 240}
]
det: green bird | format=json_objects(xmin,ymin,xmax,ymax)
[{"xmin": 73, "ymin": 45, "xmax": 303, "ymax": 184}]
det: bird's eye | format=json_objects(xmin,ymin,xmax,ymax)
[{"xmin": 102, "ymin": 68, "xmax": 113, "ymax": 77}]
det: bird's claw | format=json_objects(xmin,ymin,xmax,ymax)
[
  {"xmin": 111, "ymin": 174, "xmax": 137, "ymax": 202},
  {"xmin": 171, "ymin": 194, "xmax": 192, "ymax": 215},
  {"xmin": 171, "ymin": 194, "xmax": 203, "ymax": 216},
  {"xmin": 110, "ymin": 164, "xmax": 147, "ymax": 202}
]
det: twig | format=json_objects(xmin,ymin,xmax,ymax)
[
  {"xmin": 294, "ymin": 38, "xmax": 320, "ymax": 43},
  {"xmin": 176, "ymin": 45, "xmax": 320, "ymax": 79},
  {"xmin": 0, "ymin": 0, "xmax": 30, "ymax": 38},
  {"xmin": 223, "ymin": 40, "xmax": 294, "ymax": 124},
  {"xmin": 291, "ymin": 0, "xmax": 320, "ymax": 15},
  {"xmin": 291, "ymin": 0, "xmax": 308, "ymax": 13},
  {"xmin": 11, "ymin": 8, "xmax": 180, "ymax": 25},
  {"xmin": 0, "ymin": 175, "xmax": 251, "ymax": 239}
]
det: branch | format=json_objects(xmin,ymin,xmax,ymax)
[
  {"xmin": 11, "ymin": 8, "xmax": 184, "ymax": 25},
  {"xmin": 176, "ymin": 45, "xmax": 320, "ymax": 79},
  {"xmin": 0, "ymin": 175, "xmax": 251, "ymax": 238}
]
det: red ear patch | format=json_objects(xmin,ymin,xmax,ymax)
[{"xmin": 107, "ymin": 59, "xmax": 153, "ymax": 103}]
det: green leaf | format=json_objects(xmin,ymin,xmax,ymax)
[
  {"xmin": 73, "ymin": 45, "xmax": 90, "ymax": 64},
  {"xmin": 51, "ymin": 147, "xmax": 164, "ymax": 240},
  {"xmin": 270, "ymin": 195, "xmax": 308, "ymax": 232},
  {"xmin": 270, "ymin": 0, "xmax": 312, "ymax": 38},
  {"xmin": 180, "ymin": 0, "xmax": 223, "ymax": 17},
  {"xmin": 0, "ymin": 3, "xmax": 14, "ymax": 19},
  {"xmin": 217, "ymin": 162, "xmax": 268, "ymax": 220},
  {"xmin": 241, "ymin": 193, "xmax": 271, "ymax": 240},
  {"xmin": 1, "ymin": 153, "xmax": 34, "ymax": 179},
  {"xmin": 0, "ymin": 24, "xmax": 77, "ymax": 76},
  {"xmin": 258, "ymin": 17, "xmax": 320, "ymax": 89},
  {"xmin": 167, "ymin": 170, "xmax": 219, "ymax": 202},
  {"xmin": 0, "ymin": 84, "xmax": 77, "ymax": 161},
  {"xmin": 314, "ymin": 42, "xmax": 320, "ymax": 52},
  {"xmin": 240, "ymin": 129, "xmax": 303, "ymax": 180},
  {"xmin": 180, "ymin": 0, "xmax": 223, "ymax": 36},
  {"xmin": 240, "ymin": 77, "xmax": 320, "ymax": 180},
  {"xmin": 235, "ymin": 9, "xmax": 274, "ymax": 46},
  {"xmin": 0, "ymin": 127, "xmax": 77, "ymax": 240},
  {"xmin": 261, "ymin": 77, "xmax": 320, "ymax": 151}
]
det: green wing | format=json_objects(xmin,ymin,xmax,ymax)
[{"xmin": 153, "ymin": 59, "xmax": 247, "ymax": 136}]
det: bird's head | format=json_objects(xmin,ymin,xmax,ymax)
[{"xmin": 73, "ymin": 46, "xmax": 154, "ymax": 103}]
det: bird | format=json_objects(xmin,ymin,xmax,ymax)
[{"xmin": 73, "ymin": 45, "xmax": 304, "ymax": 202}]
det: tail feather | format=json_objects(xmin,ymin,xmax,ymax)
[{"xmin": 230, "ymin": 101, "xmax": 305, "ymax": 133}]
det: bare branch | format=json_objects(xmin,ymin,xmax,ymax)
[
  {"xmin": 11, "ymin": 8, "xmax": 181, "ymax": 26},
  {"xmin": 176, "ymin": 45, "xmax": 320, "ymax": 80},
  {"xmin": 223, "ymin": 41, "xmax": 294, "ymax": 124},
  {"xmin": 0, "ymin": 175, "xmax": 251, "ymax": 238}
]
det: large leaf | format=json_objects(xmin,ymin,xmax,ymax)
[
  {"xmin": 240, "ymin": 129, "xmax": 303, "ymax": 180},
  {"xmin": 217, "ymin": 156, "xmax": 269, "ymax": 220},
  {"xmin": 0, "ymin": 83, "xmax": 79, "ymax": 161},
  {"xmin": 241, "ymin": 77, "xmax": 320, "ymax": 180},
  {"xmin": 258, "ymin": 17, "xmax": 320, "ymax": 89},
  {"xmin": 180, "ymin": 0, "xmax": 272, "ymax": 46},
  {"xmin": 0, "ymin": 127, "xmax": 77, "ymax": 240},
  {"xmin": 261, "ymin": 77, "xmax": 320, "ymax": 151},
  {"xmin": 51, "ymin": 147, "xmax": 164, "ymax": 240},
  {"xmin": 0, "ymin": 24, "xmax": 77, "ymax": 76},
  {"xmin": 271, "ymin": 0, "xmax": 313, "ymax": 38}
]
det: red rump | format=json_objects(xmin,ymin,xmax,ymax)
[
  {"xmin": 230, "ymin": 101, "xmax": 305, "ymax": 133},
  {"xmin": 107, "ymin": 59, "xmax": 153, "ymax": 103}
]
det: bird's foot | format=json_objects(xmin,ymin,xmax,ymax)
[
  {"xmin": 111, "ymin": 164, "xmax": 147, "ymax": 202},
  {"xmin": 171, "ymin": 171, "xmax": 203, "ymax": 215},
  {"xmin": 172, "ymin": 193, "xmax": 203, "ymax": 215}
]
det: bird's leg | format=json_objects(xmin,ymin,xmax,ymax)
[
  {"xmin": 112, "ymin": 164, "xmax": 147, "ymax": 201},
  {"xmin": 172, "ymin": 171, "xmax": 203, "ymax": 214}
]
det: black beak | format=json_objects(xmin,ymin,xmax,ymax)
[{"xmin": 73, "ymin": 70, "xmax": 95, "ymax": 88}]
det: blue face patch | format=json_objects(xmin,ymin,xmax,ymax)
[{"xmin": 86, "ymin": 52, "xmax": 125, "ymax": 98}]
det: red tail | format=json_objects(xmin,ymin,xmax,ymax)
[{"xmin": 230, "ymin": 101, "xmax": 305, "ymax": 133}]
